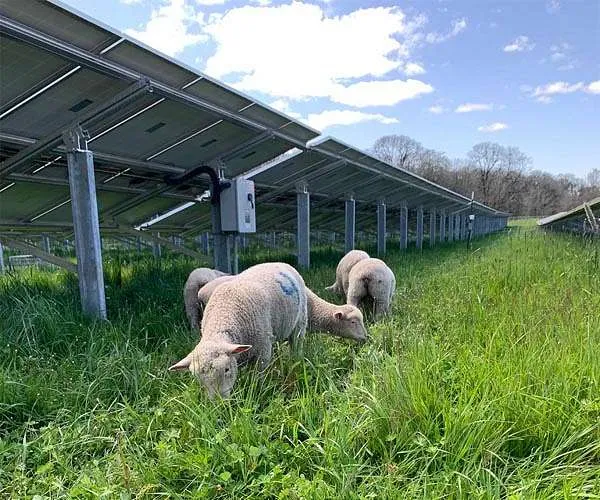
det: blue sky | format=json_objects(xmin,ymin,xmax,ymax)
[{"xmin": 62, "ymin": 0, "xmax": 599, "ymax": 178}]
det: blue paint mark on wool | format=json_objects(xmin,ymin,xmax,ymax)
[{"xmin": 277, "ymin": 272, "xmax": 299, "ymax": 304}]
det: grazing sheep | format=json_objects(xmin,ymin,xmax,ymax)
[
  {"xmin": 169, "ymin": 262, "xmax": 308, "ymax": 399},
  {"xmin": 197, "ymin": 275, "xmax": 237, "ymax": 313},
  {"xmin": 183, "ymin": 267, "xmax": 229, "ymax": 330},
  {"xmin": 346, "ymin": 258, "xmax": 396, "ymax": 319},
  {"xmin": 325, "ymin": 250, "xmax": 370, "ymax": 295},
  {"xmin": 306, "ymin": 287, "xmax": 367, "ymax": 342},
  {"xmin": 197, "ymin": 276, "xmax": 368, "ymax": 343}
]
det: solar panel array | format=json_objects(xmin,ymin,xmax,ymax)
[
  {"xmin": 538, "ymin": 197, "xmax": 600, "ymax": 235},
  {"xmin": 1, "ymin": 0, "xmax": 507, "ymax": 242}
]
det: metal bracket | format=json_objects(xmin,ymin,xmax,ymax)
[
  {"xmin": 583, "ymin": 203, "xmax": 599, "ymax": 233},
  {"xmin": 62, "ymin": 125, "xmax": 90, "ymax": 152}
]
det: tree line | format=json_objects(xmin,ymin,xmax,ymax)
[{"xmin": 370, "ymin": 135, "xmax": 600, "ymax": 216}]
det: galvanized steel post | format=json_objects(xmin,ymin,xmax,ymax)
[
  {"xmin": 439, "ymin": 209, "xmax": 446, "ymax": 242},
  {"xmin": 345, "ymin": 196, "xmax": 355, "ymax": 254},
  {"xmin": 64, "ymin": 126, "xmax": 107, "ymax": 320},
  {"xmin": 377, "ymin": 199, "xmax": 386, "ymax": 256},
  {"xmin": 399, "ymin": 203, "xmax": 408, "ymax": 250},
  {"xmin": 416, "ymin": 206, "xmax": 424, "ymax": 249},
  {"xmin": 429, "ymin": 208, "xmax": 436, "ymax": 248},
  {"xmin": 297, "ymin": 184, "xmax": 310, "ymax": 269}
]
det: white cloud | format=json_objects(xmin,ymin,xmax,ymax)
[
  {"xmin": 478, "ymin": 122, "xmax": 508, "ymax": 133},
  {"xmin": 403, "ymin": 62, "xmax": 426, "ymax": 75},
  {"xmin": 523, "ymin": 80, "xmax": 600, "ymax": 102},
  {"xmin": 586, "ymin": 81, "xmax": 600, "ymax": 94},
  {"xmin": 428, "ymin": 105, "xmax": 445, "ymax": 114},
  {"xmin": 304, "ymin": 110, "xmax": 398, "ymax": 130},
  {"xmin": 533, "ymin": 81, "xmax": 584, "ymax": 97},
  {"xmin": 331, "ymin": 79, "xmax": 433, "ymax": 108},
  {"xmin": 503, "ymin": 35, "xmax": 535, "ymax": 53},
  {"xmin": 546, "ymin": 0, "xmax": 560, "ymax": 13},
  {"xmin": 455, "ymin": 103, "xmax": 493, "ymax": 113},
  {"xmin": 194, "ymin": 0, "xmax": 227, "ymax": 5},
  {"xmin": 203, "ymin": 3, "xmax": 433, "ymax": 106},
  {"xmin": 125, "ymin": 0, "xmax": 207, "ymax": 56},
  {"xmin": 120, "ymin": 0, "xmax": 143, "ymax": 4},
  {"xmin": 425, "ymin": 18, "xmax": 467, "ymax": 43},
  {"xmin": 547, "ymin": 42, "xmax": 578, "ymax": 70}
]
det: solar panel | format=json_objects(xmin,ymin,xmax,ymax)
[{"xmin": 0, "ymin": 0, "xmax": 505, "ymax": 248}]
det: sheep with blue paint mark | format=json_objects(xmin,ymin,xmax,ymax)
[
  {"xmin": 170, "ymin": 262, "xmax": 308, "ymax": 399},
  {"xmin": 196, "ymin": 272, "xmax": 367, "ymax": 343}
]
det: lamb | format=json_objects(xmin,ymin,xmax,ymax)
[
  {"xmin": 169, "ymin": 262, "xmax": 308, "ymax": 399},
  {"xmin": 346, "ymin": 258, "xmax": 396, "ymax": 319},
  {"xmin": 306, "ymin": 287, "xmax": 368, "ymax": 342},
  {"xmin": 183, "ymin": 267, "xmax": 229, "ymax": 330},
  {"xmin": 325, "ymin": 250, "xmax": 370, "ymax": 296},
  {"xmin": 197, "ymin": 275, "xmax": 237, "ymax": 312},
  {"xmin": 197, "ymin": 275, "xmax": 368, "ymax": 343}
]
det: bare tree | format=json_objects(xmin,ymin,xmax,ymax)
[
  {"xmin": 370, "ymin": 135, "xmax": 423, "ymax": 171},
  {"xmin": 370, "ymin": 134, "xmax": 593, "ymax": 215}
]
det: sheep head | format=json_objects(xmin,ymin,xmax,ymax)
[
  {"xmin": 169, "ymin": 342, "xmax": 252, "ymax": 399},
  {"xmin": 332, "ymin": 305, "xmax": 367, "ymax": 342}
]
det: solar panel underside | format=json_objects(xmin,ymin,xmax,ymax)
[{"xmin": 0, "ymin": 0, "xmax": 505, "ymax": 240}]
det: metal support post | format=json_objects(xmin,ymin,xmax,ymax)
[
  {"xmin": 296, "ymin": 184, "xmax": 310, "ymax": 269},
  {"xmin": 429, "ymin": 208, "xmax": 436, "ymax": 248},
  {"xmin": 64, "ymin": 126, "xmax": 106, "ymax": 320},
  {"xmin": 42, "ymin": 234, "xmax": 51, "ymax": 254},
  {"xmin": 153, "ymin": 232, "xmax": 162, "ymax": 258},
  {"xmin": 344, "ymin": 196, "xmax": 356, "ymax": 254},
  {"xmin": 454, "ymin": 214, "xmax": 461, "ymax": 241},
  {"xmin": 416, "ymin": 206, "xmax": 424, "ymax": 250},
  {"xmin": 448, "ymin": 213, "xmax": 455, "ymax": 242},
  {"xmin": 232, "ymin": 234, "xmax": 239, "ymax": 275},
  {"xmin": 211, "ymin": 204, "xmax": 230, "ymax": 272},
  {"xmin": 399, "ymin": 203, "xmax": 408, "ymax": 250},
  {"xmin": 0, "ymin": 240, "xmax": 5, "ymax": 274},
  {"xmin": 439, "ymin": 209, "xmax": 446, "ymax": 242},
  {"xmin": 377, "ymin": 199, "xmax": 386, "ymax": 256}
]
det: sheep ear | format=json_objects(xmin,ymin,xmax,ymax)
[
  {"xmin": 334, "ymin": 311, "xmax": 344, "ymax": 320},
  {"xmin": 224, "ymin": 343, "xmax": 252, "ymax": 355},
  {"xmin": 168, "ymin": 354, "xmax": 192, "ymax": 371}
]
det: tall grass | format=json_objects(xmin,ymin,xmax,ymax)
[{"xmin": 0, "ymin": 228, "xmax": 598, "ymax": 498}]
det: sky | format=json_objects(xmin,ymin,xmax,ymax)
[{"xmin": 61, "ymin": 0, "xmax": 599, "ymax": 178}]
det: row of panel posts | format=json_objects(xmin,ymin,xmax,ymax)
[
  {"xmin": 293, "ymin": 189, "xmax": 508, "ymax": 269},
  {"xmin": 0, "ymin": 128, "xmax": 506, "ymax": 321}
]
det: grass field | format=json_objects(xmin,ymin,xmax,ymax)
[{"xmin": 1, "ymin": 226, "xmax": 599, "ymax": 498}]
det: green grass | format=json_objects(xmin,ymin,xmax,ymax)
[{"xmin": 1, "ymin": 228, "xmax": 599, "ymax": 498}]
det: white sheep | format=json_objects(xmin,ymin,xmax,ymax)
[
  {"xmin": 169, "ymin": 262, "xmax": 308, "ymax": 399},
  {"xmin": 197, "ymin": 275, "xmax": 237, "ymax": 312},
  {"xmin": 197, "ymin": 275, "xmax": 368, "ymax": 343},
  {"xmin": 325, "ymin": 250, "xmax": 370, "ymax": 296},
  {"xmin": 346, "ymin": 258, "xmax": 396, "ymax": 319},
  {"xmin": 306, "ymin": 287, "xmax": 368, "ymax": 342},
  {"xmin": 183, "ymin": 267, "xmax": 229, "ymax": 330}
]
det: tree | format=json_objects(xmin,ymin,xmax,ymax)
[{"xmin": 370, "ymin": 135, "xmax": 423, "ymax": 171}]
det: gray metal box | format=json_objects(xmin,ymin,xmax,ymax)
[{"xmin": 220, "ymin": 178, "xmax": 256, "ymax": 233}]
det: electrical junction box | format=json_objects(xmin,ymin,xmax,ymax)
[{"xmin": 220, "ymin": 178, "xmax": 256, "ymax": 233}]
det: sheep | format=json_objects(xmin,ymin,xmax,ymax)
[
  {"xmin": 183, "ymin": 267, "xmax": 229, "ymax": 330},
  {"xmin": 169, "ymin": 262, "xmax": 308, "ymax": 399},
  {"xmin": 197, "ymin": 274, "xmax": 237, "ymax": 311},
  {"xmin": 346, "ymin": 258, "xmax": 396, "ymax": 319},
  {"xmin": 325, "ymin": 250, "xmax": 370, "ymax": 296},
  {"xmin": 306, "ymin": 287, "xmax": 367, "ymax": 342},
  {"xmin": 197, "ymin": 275, "xmax": 368, "ymax": 343}
]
